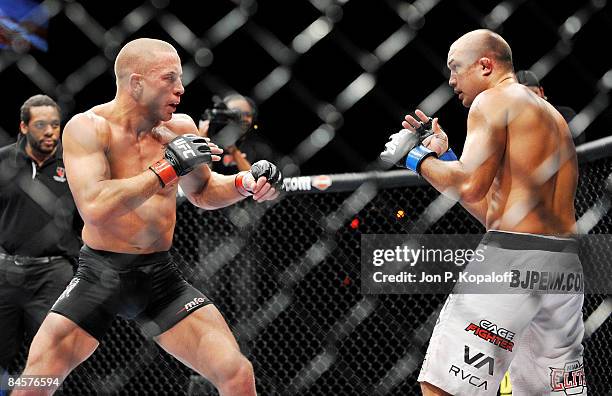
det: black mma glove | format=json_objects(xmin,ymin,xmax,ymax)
[
  {"xmin": 235, "ymin": 160, "xmax": 282, "ymax": 196},
  {"xmin": 150, "ymin": 134, "xmax": 212, "ymax": 187}
]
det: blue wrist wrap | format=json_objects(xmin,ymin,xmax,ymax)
[
  {"xmin": 439, "ymin": 148, "xmax": 457, "ymax": 161},
  {"xmin": 405, "ymin": 145, "xmax": 437, "ymax": 173}
]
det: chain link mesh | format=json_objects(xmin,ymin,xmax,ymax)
[
  {"xmin": 1, "ymin": 0, "xmax": 611, "ymax": 174},
  {"xmin": 2, "ymin": 0, "xmax": 611, "ymax": 394},
  {"xmin": 7, "ymin": 156, "xmax": 609, "ymax": 395}
]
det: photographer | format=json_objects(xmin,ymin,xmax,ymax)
[{"xmin": 199, "ymin": 94, "xmax": 258, "ymax": 174}]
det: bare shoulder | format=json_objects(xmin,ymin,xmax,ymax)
[
  {"xmin": 150, "ymin": 113, "xmax": 199, "ymax": 145},
  {"xmin": 63, "ymin": 106, "xmax": 111, "ymax": 151},
  {"xmin": 163, "ymin": 113, "xmax": 198, "ymax": 135},
  {"xmin": 468, "ymin": 88, "xmax": 507, "ymax": 126},
  {"xmin": 470, "ymin": 83, "xmax": 534, "ymax": 126},
  {"xmin": 473, "ymin": 83, "xmax": 524, "ymax": 109}
]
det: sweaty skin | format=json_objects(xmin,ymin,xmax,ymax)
[
  {"xmin": 62, "ymin": 39, "xmax": 276, "ymax": 254},
  {"xmin": 63, "ymin": 110, "xmax": 209, "ymax": 253},
  {"xmin": 396, "ymin": 30, "xmax": 580, "ymax": 396},
  {"xmin": 15, "ymin": 38, "xmax": 268, "ymax": 396},
  {"xmin": 422, "ymin": 83, "xmax": 577, "ymax": 235},
  {"xmin": 412, "ymin": 31, "xmax": 577, "ymax": 236}
]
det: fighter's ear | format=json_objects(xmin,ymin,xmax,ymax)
[
  {"xmin": 478, "ymin": 57, "xmax": 493, "ymax": 76},
  {"xmin": 129, "ymin": 73, "xmax": 144, "ymax": 95}
]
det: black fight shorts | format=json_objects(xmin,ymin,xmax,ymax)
[{"xmin": 51, "ymin": 245, "xmax": 213, "ymax": 340}]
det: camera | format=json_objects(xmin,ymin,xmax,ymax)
[
  {"xmin": 201, "ymin": 95, "xmax": 258, "ymax": 148},
  {"xmin": 201, "ymin": 98, "xmax": 243, "ymax": 138}
]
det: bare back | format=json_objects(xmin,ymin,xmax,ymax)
[
  {"xmin": 483, "ymin": 84, "xmax": 578, "ymax": 234},
  {"xmin": 63, "ymin": 103, "xmax": 192, "ymax": 253}
]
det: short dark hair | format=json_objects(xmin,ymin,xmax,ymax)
[{"xmin": 20, "ymin": 94, "xmax": 61, "ymax": 125}]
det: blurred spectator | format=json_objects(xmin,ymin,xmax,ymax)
[{"xmin": 516, "ymin": 70, "xmax": 584, "ymax": 145}]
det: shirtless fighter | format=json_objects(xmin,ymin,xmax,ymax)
[
  {"xmin": 14, "ymin": 38, "xmax": 281, "ymax": 396},
  {"xmin": 381, "ymin": 30, "xmax": 585, "ymax": 395}
]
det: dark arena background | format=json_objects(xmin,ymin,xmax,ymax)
[{"xmin": 1, "ymin": 0, "xmax": 611, "ymax": 395}]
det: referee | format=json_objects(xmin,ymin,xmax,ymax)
[{"xmin": 0, "ymin": 95, "xmax": 81, "ymax": 379}]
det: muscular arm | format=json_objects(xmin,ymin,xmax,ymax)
[
  {"xmin": 181, "ymin": 168, "xmax": 248, "ymax": 210},
  {"xmin": 419, "ymin": 93, "xmax": 507, "ymax": 221},
  {"xmin": 63, "ymin": 113, "xmax": 162, "ymax": 226},
  {"xmin": 168, "ymin": 115, "xmax": 249, "ymax": 210}
]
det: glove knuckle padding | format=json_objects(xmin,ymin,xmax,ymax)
[
  {"xmin": 166, "ymin": 135, "xmax": 212, "ymax": 176},
  {"xmin": 251, "ymin": 160, "xmax": 282, "ymax": 187},
  {"xmin": 380, "ymin": 130, "xmax": 419, "ymax": 166},
  {"xmin": 380, "ymin": 117, "xmax": 437, "ymax": 167}
]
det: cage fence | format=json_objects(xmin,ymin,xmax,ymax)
[
  {"xmin": 1, "ymin": 0, "xmax": 611, "ymax": 395},
  {"xmin": 6, "ymin": 142, "xmax": 610, "ymax": 395}
]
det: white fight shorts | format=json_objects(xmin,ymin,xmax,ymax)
[{"xmin": 418, "ymin": 231, "xmax": 587, "ymax": 395}]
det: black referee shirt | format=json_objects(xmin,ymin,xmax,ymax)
[{"xmin": 0, "ymin": 136, "xmax": 81, "ymax": 257}]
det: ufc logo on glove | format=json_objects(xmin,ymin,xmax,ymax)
[{"xmin": 172, "ymin": 138, "xmax": 196, "ymax": 158}]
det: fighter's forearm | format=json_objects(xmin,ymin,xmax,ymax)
[
  {"xmin": 420, "ymin": 157, "xmax": 468, "ymax": 197},
  {"xmin": 419, "ymin": 158, "xmax": 488, "ymax": 225},
  {"xmin": 181, "ymin": 171, "xmax": 246, "ymax": 210},
  {"xmin": 420, "ymin": 157, "xmax": 488, "ymax": 204},
  {"xmin": 79, "ymin": 170, "xmax": 162, "ymax": 224}
]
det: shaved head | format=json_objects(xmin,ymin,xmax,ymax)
[
  {"xmin": 112, "ymin": 38, "xmax": 184, "ymax": 121},
  {"xmin": 114, "ymin": 38, "xmax": 179, "ymax": 86},
  {"xmin": 450, "ymin": 29, "xmax": 513, "ymax": 72},
  {"xmin": 447, "ymin": 30, "xmax": 515, "ymax": 107}
]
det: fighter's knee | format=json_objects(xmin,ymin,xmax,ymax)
[
  {"xmin": 217, "ymin": 355, "xmax": 255, "ymax": 395},
  {"xmin": 235, "ymin": 356, "xmax": 254, "ymax": 380},
  {"xmin": 226, "ymin": 355, "xmax": 254, "ymax": 384},
  {"xmin": 23, "ymin": 329, "xmax": 95, "ymax": 378},
  {"xmin": 22, "ymin": 344, "xmax": 73, "ymax": 386}
]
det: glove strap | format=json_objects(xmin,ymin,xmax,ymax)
[
  {"xmin": 439, "ymin": 148, "xmax": 457, "ymax": 161},
  {"xmin": 150, "ymin": 159, "xmax": 178, "ymax": 187},
  {"xmin": 235, "ymin": 171, "xmax": 253, "ymax": 197},
  {"xmin": 406, "ymin": 145, "xmax": 437, "ymax": 173}
]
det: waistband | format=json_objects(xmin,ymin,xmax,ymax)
[
  {"xmin": 481, "ymin": 230, "xmax": 579, "ymax": 254},
  {"xmin": 81, "ymin": 245, "xmax": 171, "ymax": 268},
  {"xmin": 0, "ymin": 253, "xmax": 65, "ymax": 266}
]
